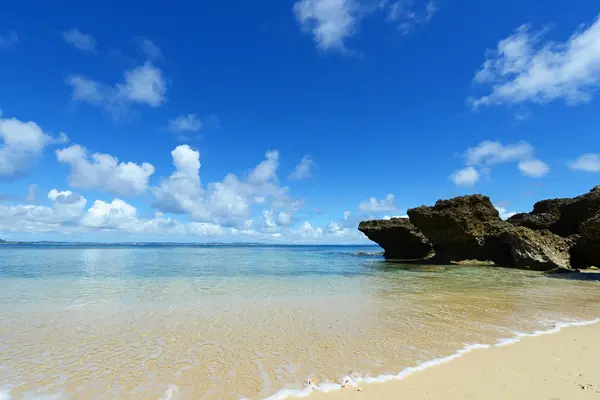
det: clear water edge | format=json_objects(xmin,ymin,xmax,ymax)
[{"xmin": 1, "ymin": 245, "xmax": 600, "ymax": 400}]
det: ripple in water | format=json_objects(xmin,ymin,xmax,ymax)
[{"xmin": 1, "ymin": 245, "xmax": 599, "ymax": 399}]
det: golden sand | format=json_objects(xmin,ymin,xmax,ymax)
[{"xmin": 310, "ymin": 322, "xmax": 600, "ymax": 400}]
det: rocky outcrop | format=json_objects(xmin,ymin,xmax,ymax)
[
  {"xmin": 359, "ymin": 187, "xmax": 600, "ymax": 270},
  {"xmin": 508, "ymin": 186, "xmax": 600, "ymax": 268},
  {"xmin": 406, "ymin": 195, "xmax": 571, "ymax": 271},
  {"xmin": 508, "ymin": 186, "xmax": 600, "ymax": 237},
  {"xmin": 407, "ymin": 195, "xmax": 503, "ymax": 263},
  {"xmin": 571, "ymin": 213, "xmax": 600, "ymax": 267},
  {"xmin": 358, "ymin": 218, "xmax": 433, "ymax": 260},
  {"xmin": 500, "ymin": 227, "xmax": 571, "ymax": 271}
]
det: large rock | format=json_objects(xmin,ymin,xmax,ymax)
[
  {"xmin": 508, "ymin": 186, "xmax": 600, "ymax": 268},
  {"xmin": 507, "ymin": 198, "xmax": 573, "ymax": 233},
  {"xmin": 407, "ymin": 195, "xmax": 503, "ymax": 263},
  {"xmin": 358, "ymin": 218, "xmax": 433, "ymax": 260},
  {"xmin": 571, "ymin": 213, "xmax": 600, "ymax": 267},
  {"xmin": 405, "ymin": 195, "xmax": 571, "ymax": 271},
  {"xmin": 499, "ymin": 227, "xmax": 571, "ymax": 271},
  {"xmin": 508, "ymin": 185, "xmax": 600, "ymax": 237}
]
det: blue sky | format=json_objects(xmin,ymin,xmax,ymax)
[{"xmin": 1, "ymin": 1, "xmax": 599, "ymax": 243}]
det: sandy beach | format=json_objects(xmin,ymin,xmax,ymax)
[{"xmin": 309, "ymin": 321, "xmax": 600, "ymax": 400}]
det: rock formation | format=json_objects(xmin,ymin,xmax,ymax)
[
  {"xmin": 358, "ymin": 186, "xmax": 600, "ymax": 271},
  {"xmin": 508, "ymin": 186, "xmax": 600, "ymax": 268},
  {"xmin": 358, "ymin": 218, "xmax": 432, "ymax": 260}
]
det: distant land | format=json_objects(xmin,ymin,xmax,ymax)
[{"xmin": 0, "ymin": 239, "xmax": 376, "ymax": 247}]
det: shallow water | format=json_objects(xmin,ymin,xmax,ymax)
[{"xmin": 1, "ymin": 245, "xmax": 600, "ymax": 399}]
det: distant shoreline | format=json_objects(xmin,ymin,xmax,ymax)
[{"xmin": 0, "ymin": 240, "xmax": 379, "ymax": 247}]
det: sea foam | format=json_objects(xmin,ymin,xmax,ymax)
[{"xmin": 260, "ymin": 318, "xmax": 600, "ymax": 400}]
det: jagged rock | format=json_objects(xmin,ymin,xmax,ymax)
[
  {"xmin": 507, "ymin": 198, "xmax": 573, "ymax": 233},
  {"xmin": 571, "ymin": 213, "xmax": 600, "ymax": 268},
  {"xmin": 358, "ymin": 218, "xmax": 433, "ymax": 260},
  {"xmin": 407, "ymin": 195, "xmax": 504, "ymax": 263},
  {"xmin": 405, "ymin": 195, "xmax": 572, "ymax": 271},
  {"xmin": 500, "ymin": 227, "xmax": 571, "ymax": 271},
  {"xmin": 359, "ymin": 188, "xmax": 600, "ymax": 270},
  {"xmin": 508, "ymin": 186, "xmax": 600, "ymax": 237}
]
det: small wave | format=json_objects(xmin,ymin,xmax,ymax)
[
  {"xmin": 159, "ymin": 385, "xmax": 179, "ymax": 400},
  {"xmin": 260, "ymin": 318, "xmax": 600, "ymax": 400},
  {"xmin": 352, "ymin": 251, "xmax": 384, "ymax": 257}
]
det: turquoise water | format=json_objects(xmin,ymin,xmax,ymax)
[{"xmin": 1, "ymin": 245, "xmax": 600, "ymax": 399}]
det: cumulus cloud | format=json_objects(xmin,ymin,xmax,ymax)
[
  {"xmin": 450, "ymin": 140, "xmax": 550, "ymax": 186},
  {"xmin": 56, "ymin": 144, "xmax": 155, "ymax": 195},
  {"xmin": 386, "ymin": 0, "xmax": 437, "ymax": 34},
  {"xmin": 450, "ymin": 166, "xmax": 480, "ymax": 186},
  {"xmin": 62, "ymin": 29, "xmax": 97, "ymax": 53},
  {"xmin": 168, "ymin": 114, "xmax": 202, "ymax": 132},
  {"xmin": 518, "ymin": 159, "xmax": 550, "ymax": 178},
  {"xmin": 278, "ymin": 211, "xmax": 293, "ymax": 226},
  {"xmin": 343, "ymin": 210, "xmax": 352, "ymax": 220},
  {"xmin": 293, "ymin": 0, "xmax": 436, "ymax": 52},
  {"xmin": 289, "ymin": 154, "xmax": 316, "ymax": 180},
  {"xmin": 80, "ymin": 199, "xmax": 137, "ymax": 228},
  {"xmin": 465, "ymin": 141, "xmax": 534, "ymax": 165},
  {"xmin": 0, "ymin": 116, "xmax": 69, "ymax": 180},
  {"xmin": 568, "ymin": 154, "xmax": 600, "ymax": 172},
  {"xmin": 153, "ymin": 146, "xmax": 297, "ymax": 226},
  {"xmin": 294, "ymin": 0, "xmax": 361, "ymax": 51},
  {"xmin": 0, "ymin": 31, "xmax": 18, "ymax": 48},
  {"xmin": 358, "ymin": 194, "xmax": 396, "ymax": 212},
  {"xmin": 0, "ymin": 189, "xmax": 368, "ymax": 243},
  {"xmin": 66, "ymin": 62, "xmax": 167, "ymax": 114},
  {"xmin": 470, "ymin": 14, "xmax": 600, "ymax": 109}
]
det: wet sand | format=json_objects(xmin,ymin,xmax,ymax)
[{"xmin": 310, "ymin": 321, "xmax": 600, "ymax": 400}]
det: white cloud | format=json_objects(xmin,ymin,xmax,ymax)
[
  {"xmin": 0, "ymin": 31, "xmax": 18, "ymax": 48},
  {"xmin": 495, "ymin": 206, "xmax": 517, "ymax": 220},
  {"xmin": 117, "ymin": 62, "xmax": 166, "ymax": 106},
  {"xmin": 450, "ymin": 140, "xmax": 550, "ymax": 185},
  {"xmin": 263, "ymin": 209, "xmax": 277, "ymax": 231},
  {"xmin": 0, "ymin": 189, "xmax": 367, "ymax": 243},
  {"xmin": 66, "ymin": 62, "xmax": 167, "ymax": 113},
  {"xmin": 62, "ymin": 29, "xmax": 97, "ymax": 53},
  {"xmin": 80, "ymin": 199, "xmax": 137, "ymax": 228},
  {"xmin": 450, "ymin": 166, "xmax": 480, "ymax": 186},
  {"xmin": 343, "ymin": 210, "xmax": 351, "ymax": 220},
  {"xmin": 471, "ymin": 14, "xmax": 600, "ymax": 109},
  {"xmin": 297, "ymin": 221, "xmax": 324, "ymax": 238},
  {"xmin": 153, "ymin": 147, "xmax": 297, "ymax": 226},
  {"xmin": 383, "ymin": 214, "xmax": 408, "ymax": 220},
  {"xmin": 56, "ymin": 144, "xmax": 155, "ymax": 195},
  {"xmin": 278, "ymin": 211, "xmax": 292, "ymax": 226},
  {"xmin": 187, "ymin": 222, "xmax": 223, "ymax": 236},
  {"xmin": 168, "ymin": 114, "xmax": 202, "ymax": 132},
  {"xmin": 568, "ymin": 154, "xmax": 600, "ymax": 172},
  {"xmin": 518, "ymin": 159, "xmax": 550, "ymax": 177},
  {"xmin": 0, "ymin": 116, "xmax": 69, "ymax": 180},
  {"xmin": 294, "ymin": 0, "xmax": 360, "ymax": 51},
  {"xmin": 358, "ymin": 193, "xmax": 396, "ymax": 212},
  {"xmin": 152, "ymin": 145, "xmax": 204, "ymax": 214},
  {"xmin": 465, "ymin": 141, "xmax": 533, "ymax": 166},
  {"xmin": 138, "ymin": 38, "xmax": 163, "ymax": 60},
  {"xmin": 289, "ymin": 154, "xmax": 316, "ymax": 180},
  {"xmin": 387, "ymin": 0, "xmax": 437, "ymax": 34}
]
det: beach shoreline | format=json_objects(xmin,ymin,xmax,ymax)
[{"xmin": 292, "ymin": 320, "xmax": 600, "ymax": 400}]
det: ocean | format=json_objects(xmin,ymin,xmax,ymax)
[{"xmin": 1, "ymin": 244, "xmax": 600, "ymax": 399}]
